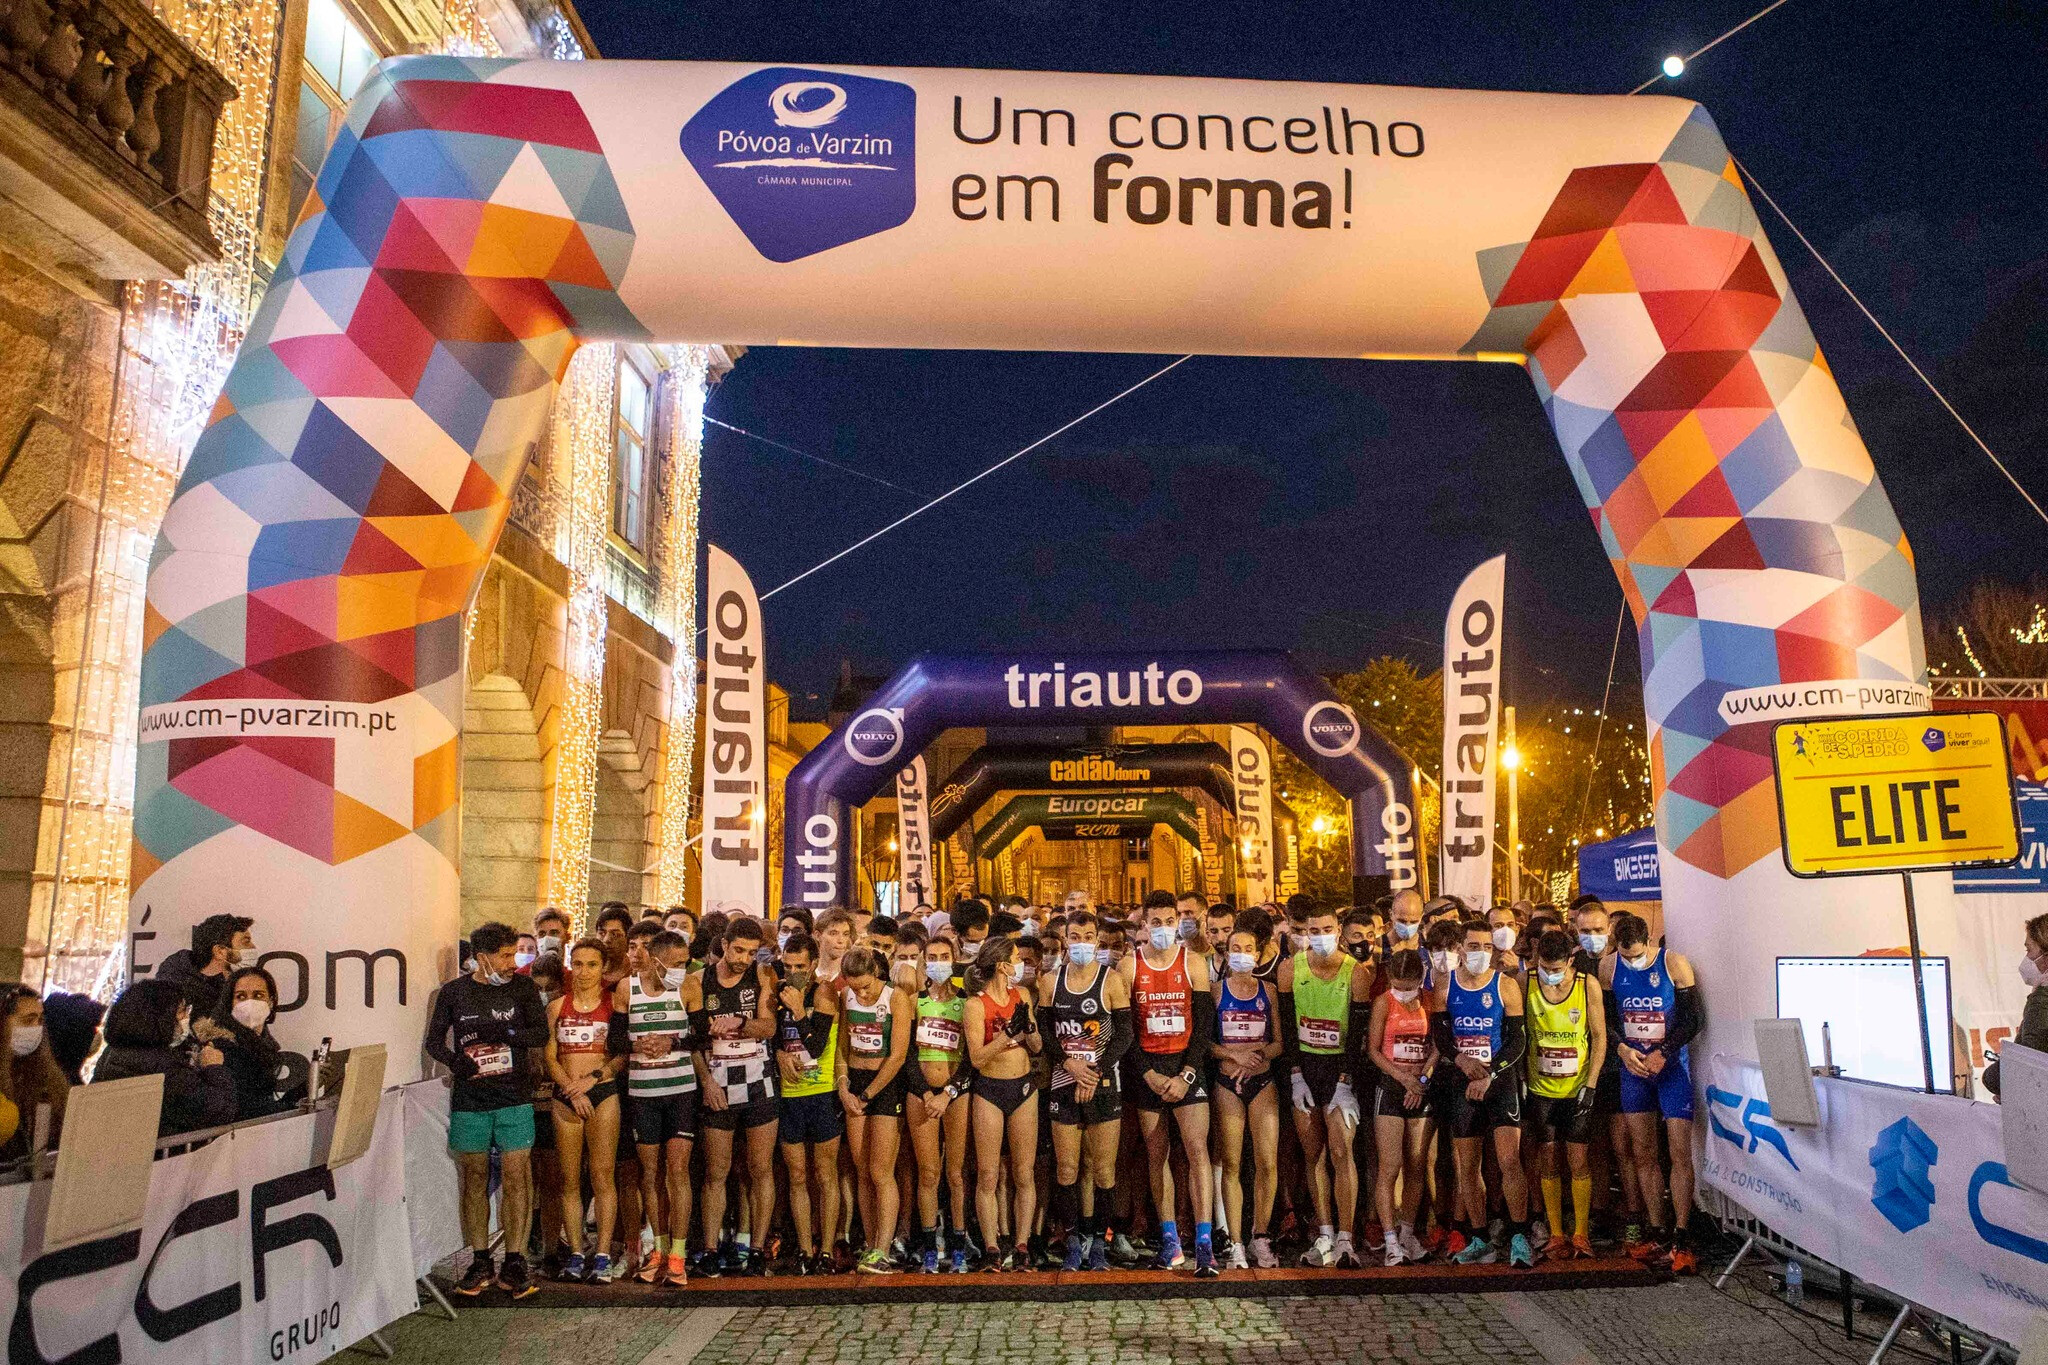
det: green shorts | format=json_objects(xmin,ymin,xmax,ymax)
[{"xmin": 449, "ymin": 1102, "xmax": 535, "ymax": 1154}]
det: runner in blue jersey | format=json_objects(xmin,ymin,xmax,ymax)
[
  {"xmin": 1599, "ymin": 911, "xmax": 1702, "ymax": 1274},
  {"xmin": 1432, "ymin": 920, "xmax": 1534, "ymax": 1268}
]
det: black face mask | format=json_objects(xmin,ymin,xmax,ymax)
[{"xmin": 1347, "ymin": 942, "xmax": 1373, "ymax": 961}]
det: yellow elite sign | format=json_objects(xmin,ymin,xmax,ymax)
[{"xmin": 1773, "ymin": 712, "xmax": 2021, "ymax": 877}]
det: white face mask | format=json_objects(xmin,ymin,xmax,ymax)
[
  {"xmin": 1462, "ymin": 949, "xmax": 1493, "ymax": 976},
  {"xmin": 232, "ymin": 998, "xmax": 271, "ymax": 1030},
  {"xmin": 1491, "ymin": 927, "xmax": 1516, "ymax": 952},
  {"xmin": 1308, "ymin": 932, "xmax": 1339, "ymax": 958},
  {"xmin": 1149, "ymin": 925, "xmax": 1176, "ymax": 952},
  {"xmin": 662, "ymin": 965, "xmax": 688, "ymax": 988},
  {"xmin": 172, "ymin": 1016, "xmax": 191, "ymax": 1046},
  {"xmin": 1390, "ymin": 988, "xmax": 1420, "ymax": 1005},
  {"xmin": 10, "ymin": 1024, "xmax": 42, "ymax": 1057},
  {"xmin": 1066, "ymin": 943, "xmax": 1097, "ymax": 968},
  {"xmin": 2021, "ymin": 954, "xmax": 2045, "ymax": 989},
  {"xmin": 1012, "ymin": 962, "xmax": 1036, "ymax": 985},
  {"xmin": 1227, "ymin": 951, "xmax": 1257, "ymax": 974},
  {"xmin": 233, "ymin": 941, "xmax": 255, "ymax": 964},
  {"xmin": 514, "ymin": 950, "xmax": 536, "ymax": 969},
  {"xmin": 537, "ymin": 935, "xmax": 563, "ymax": 955},
  {"xmin": 1020, "ymin": 919, "xmax": 1040, "ymax": 938},
  {"xmin": 1623, "ymin": 952, "xmax": 1652, "ymax": 972},
  {"xmin": 1429, "ymin": 950, "xmax": 1452, "ymax": 976},
  {"xmin": 926, "ymin": 959, "xmax": 953, "ymax": 983},
  {"xmin": 1579, "ymin": 932, "xmax": 1608, "ymax": 955}
]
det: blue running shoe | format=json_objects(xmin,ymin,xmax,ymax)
[
  {"xmin": 560, "ymin": 1253, "xmax": 585, "ymax": 1282},
  {"xmin": 1063, "ymin": 1234, "xmax": 1085, "ymax": 1271},
  {"xmin": 1156, "ymin": 1227, "xmax": 1185, "ymax": 1270},
  {"xmin": 1509, "ymin": 1233, "xmax": 1535, "ymax": 1268},
  {"xmin": 921, "ymin": 1242, "xmax": 940, "ymax": 1274},
  {"xmin": 1452, "ymin": 1236, "xmax": 1497, "ymax": 1266},
  {"xmin": 1193, "ymin": 1242, "xmax": 1218, "ymax": 1279}
]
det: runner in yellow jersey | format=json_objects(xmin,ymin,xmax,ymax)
[{"xmin": 1522, "ymin": 928, "xmax": 1605, "ymax": 1260}]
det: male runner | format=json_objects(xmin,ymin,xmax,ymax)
[
  {"xmin": 1041, "ymin": 909, "xmax": 1134, "ymax": 1270},
  {"xmin": 1437, "ymin": 919, "xmax": 1535, "ymax": 1268},
  {"xmin": 775, "ymin": 931, "xmax": 842, "ymax": 1275},
  {"xmin": 1602, "ymin": 911, "xmax": 1703, "ymax": 1272},
  {"xmin": 1278, "ymin": 903, "xmax": 1374, "ymax": 1267},
  {"xmin": 619, "ymin": 929, "xmax": 699, "ymax": 1285},
  {"xmin": 1123, "ymin": 890, "xmax": 1217, "ymax": 1276},
  {"xmin": 1524, "ymin": 928, "xmax": 1605, "ymax": 1259},
  {"xmin": 694, "ymin": 917, "xmax": 779, "ymax": 1276}
]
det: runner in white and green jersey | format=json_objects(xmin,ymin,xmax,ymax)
[{"xmin": 617, "ymin": 929, "xmax": 699, "ymax": 1286}]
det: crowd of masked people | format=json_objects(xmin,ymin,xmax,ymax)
[{"xmin": 430, "ymin": 887, "xmax": 1706, "ymax": 1298}]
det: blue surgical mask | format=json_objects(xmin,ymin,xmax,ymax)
[
  {"xmin": 1227, "ymin": 951, "xmax": 1256, "ymax": 974},
  {"xmin": 1392, "ymin": 920, "xmax": 1419, "ymax": 940},
  {"xmin": 1149, "ymin": 925, "xmax": 1176, "ymax": 952},
  {"xmin": 1179, "ymin": 917, "xmax": 1199, "ymax": 941},
  {"xmin": 1066, "ymin": 943, "xmax": 1097, "ymax": 967},
  {"xmin": 1308, "ymin": 933, "xmax": 1338, "ymax": 958},
  {"xmin": 926, "ymin": 960, "xmax": 953, "ymax": 983},
  {"xmin": 1538, "ymin": 967, "xmax": 1566, "ymax": 987},
  {"xmin": 1579, "ymin": 932, "xmax": 1608, "ymax": 955}
]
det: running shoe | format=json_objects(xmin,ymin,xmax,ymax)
[
  {"xmin": 497, "ymin": 1253, "xmax": 537, "ymax": 1299},
  {"xmin": 1569, "ymin": 1233, "xmax": 1595, "ymax": 1260},
  {"xmin": 950, "ymin": 1242, "xmax": 970, "ymax": 1274},
  {"xmin": 1301, "ymin": 1233, "xmax": 1336, "ymax": 1268},
  {"xmin": 1423, "ymin": 1226, "xmax": 1448, "ymax": 1258},
  {"xmin": 890, "ymin": 1237, "xmax": 910, "ymax": 1268},
  {"xmin": 1451, "ymin": 1237, "xmax": 1498, "ymax": 1266},
  {"xmin": 1398, "ymin": 1227, "xmax": 1429, "ymax": 1264},
  {"xmin": 1627, "ymin": 1231, "xmax": 1666, "ymax": 1263},
  {"xmin": 538, "ymin": 1250, "xmax": 565, "ymax": 1282},
  {"xmin": 922, "ymin": 1243, "xmax": 941, "ymax": 1274},
  {"xmin": 1109, "ymin": 1232, "xmax": 1142, "ymax": 1267},
  {"xmin": 635, "ymin": 1252, "xmax": 663, "ymax": 1284},
  {"xmin": 1620, "ymin": 1223, "xmax": 1646, "ymax": 1258},
  {"xmin": 1384, "ymin": 1236, "xmax": 1406, "ymax": 1267},
  {"xmin": 454, "ymin": 1254, "xmax": 495, "ymax": 1296},
  {"xmin": 1334, "ymin": 1237, "xmax": 1362, "ymax": 1270},
  {"xmin": 1508, "ymin": 1234, "xmax": 1535, "ymax": 1269},
  {"xmin": 560, "ymin": 1253, "xmax": 586, "ymax": 1282},
  {"xmin": 1529, "ymin": 1219, "xmax": 1550, "ymax": 1253},
  {"xmin": 588, "ymin": 1253, "xmax": 616, "ymax": 1283},
  {"xmin": 856, "ymin": 1249, "xmax": 897, "ymax": 1275},
  {"xmin": 1249, "ymin": 1235, "xmax": 1279, "ymax": 1269},
  {"xmin": 742, "ymin": 1249, "xmax": 768, "ymax": 1277},
  {"xmin": 1193, "ymin": 1243, "xmax": 1218, "ymax": 1279},
  {"xmin": 1442, "ymin": 1228, "xmax": 1469, "ymax": 1258},
  {"xmin": 831, "ymin": 1240, "xmax": 856, "ymax": 1274},
  {"xmin": 1086, "ymin": 1234, "xmax": 1109, "ymax": 1272},
  {"xmin": 665, "ymin": 1253, "xmax": 690, "ymax": 1287},
  {"xmin": 1226, "ymin": 1242, "xmax": 1249, "ymax": 1271},
  {"xmin": 1062, "ymin": 1234, "xmax": 1085, "ymax": 1272},
  {"xmin": 1668, "ymin": 1246, "xmax": 1699, "ymax": 1276},
  {"xmin": 1156, "ymin": 1228, "xmax": 1185, "ymax": 1270}
]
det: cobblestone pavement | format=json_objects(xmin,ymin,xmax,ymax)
[{"xmin": 381, "ymin": 1282, "xmax": 1853, "ymax": 1365}]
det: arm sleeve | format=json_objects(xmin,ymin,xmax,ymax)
[
  {"xmin": 1347, "ymin": 1001, "xmax": 1375, "ymax": 1076},
  {"xmin": 1097, "ymin": 1007, "xmax": 1134, "ymax": 1073},
  {"xmin": 1430, "ymin": 1008, "xmax": 1457, "ymax": 1059},
  {"xmin": 1183, "ymin": 998, "xmax": 1213, "ymax": 1069},
  {"xmin": 1663, "ymin": 986, "xmax": 1704, "ymax": 1054},
  {"xmin": 796, "ymin": 1010, "xmax": 833, "ymax": 1058},
  {"xmin": 608, "ymin": 1008, "xmax": 632, "ymax": 1058},
  {"xmin": 1278, "ymin": 991, "xmax": 1299, "ymax": 1065},
  {"xmin": 687, "ymin": 1009, "xmax": 711, "ymax": 1048},
  {"xmin": 422, "ymin": 984, "xmax": 459, "ymax": 1071},
  {"xmin": 1490, "ymin": 1013, "xmax": 1527, "ymax": 1078}
]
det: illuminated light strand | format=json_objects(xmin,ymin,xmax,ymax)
[
  {"xmin": 544, "ymin": 344, "xmax": 615, "ymax": 926},
  {"xmin": 655, "ymin": 347, "xmax": 709, "ymax": 906}
]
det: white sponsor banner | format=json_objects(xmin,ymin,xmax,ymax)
[
  {"xmin": 0, "ymin": 1088, "xmax": 420, "ymax": 1365},
  {"xmin": 895, "ymin": 755, "xmax": 933, "ymax": 909},
  {"xmin": 1716, "ymin": 679, "xmax": 1931, "ymax": 727},
  {"xmin": 1440, "ymin": 554, "xmax": 1505, "ymax": 910},
  {"xmin": 1700, "ymin": 1054, "xmax": 2048, "ymax": 1345},
  {"xmin": 699, "ymin": 544, "xmax": 766, "ymax": 916},
  {"xmin": 1229, "ymin": 726, "xmax": 1275, "ymax": 905}
]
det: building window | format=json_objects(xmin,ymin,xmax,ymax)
[
  {"xmin": 611, "ymin": 353, "xmax": 653, "ymax": 551},
  {"xmin": 289, "ymin": 0, "xmax": 379, "ymax": 226}
]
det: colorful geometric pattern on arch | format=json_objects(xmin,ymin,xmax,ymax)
[
  {"xmin": 134, "ymin": 57, "xmax": 646, "ymax": 879},
  {"xmin": 1461, "ymin": 105, "xmax": 1921, "ymax": 878}
]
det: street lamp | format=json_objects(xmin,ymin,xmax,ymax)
[{"xmin": 1310, "ymin": 814, "xmax": 1331, "ymax": 836}]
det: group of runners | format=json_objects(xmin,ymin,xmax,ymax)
[{"xmin": 432, "ymin": 887, "xmax": 1703, "ymax": 1297}]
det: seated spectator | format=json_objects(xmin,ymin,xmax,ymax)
[
  {"xmin": 152, "ymin": 913, "xmax": 255, "ymax": 1019},
  {"xmin": 92, "ymin": 978, "xmax": 238, "ymax": 1137},
  {"xmin": 0, "ymin": 984, "xmax": 69, "ymax": 1159},
  {"xmin": 198, "ymin": 966, "xmax": 308, "ymax": 1120}
]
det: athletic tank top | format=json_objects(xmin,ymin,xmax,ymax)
[
  {"xmin": 915, "ymin": 992, "xmax": 965, "ymax": 1064},
  {"xmin": 777, "ymin": 983, "xmax": 838, "ymax": 1099},
  {"xmin": 978, "ymin": 986, "xmax": 1022, "ymax": 1045},
  {"xmin": 1047, "ymin": 962, "xmax": 1114, "ymax": 1090},
  {"xmin": 842, "ymin": 983, "xmax": 896, "ymax": 1066},
  {"xmin": 1132, "ymin": 944, "xmax": 1195, "ymax": 1054},
  {"xmin": 1215, "ymin": 975, "xmax": 1274, "ymax": 1047},
  {"xmin": 555, "ymin": 991, "xmax": 611, "ymax": 1056},
  {"xmin": 1381, "ymin": 992, "xmax": 1431, "ymax": 1067},
  {"xmin": 1292, "ymin": 952, "xmax": 1355, "ymax": 1055},
  {"xmin": 702, "ymin": 966, "xmax": 769, "ymax": 1066},
  {"xmin": 627, "ymin": 975, "xmax": 695, "ymax": 1096},
  {"xmin": 1252, "ymin": 950, "xmax": 1282, "ymax": 985},
  {"xmin": 1527, "ymin": 973, "xmax": 1591, "ymax": 1097},
  {"xmin": 1611, "ymin": 946, "xmax": 1676, "ymax": 1056},
  {"xmin": 1446, "ymin": 970, "xmax": 1504, "ymax": 1065}
]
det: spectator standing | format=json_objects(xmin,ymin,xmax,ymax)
[
  {"xmin": 0, "ymin": 985, "xmax": 69, "ymax": 1158},
  {"xmin": 152, "ymin": 913, "xmax": 254, "ymax": 1019},
  {"xmin": 201, "ymin": 966, "xmax": 308, "ymax": 1120}
]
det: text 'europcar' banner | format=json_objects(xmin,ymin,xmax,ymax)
[
  {"xmin": 1230, "ymin": 726, "xmax": 1276, "ymax": 905},
  {"xmin": 0, "ymin": 1090, "xmax": 418, "ymax": 1365},
  {"xmin": 1701, "ymin": 1055, "xmax": 2048, "ymax": 1345},
  {"xmin": 699, "ymin": 544, "xmax": 765, "ymax": 916},
  {"xmin": 895, "ymin": 755, "xmax": 933, "ymax": 910},
  {"xmin": 1441, "ymin": 555, "xmax": 1505, "ymax": 910}
]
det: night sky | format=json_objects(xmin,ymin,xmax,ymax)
[{"xmin": 576, "ymin": 0, "xmax": 2048, "ymax": 720}]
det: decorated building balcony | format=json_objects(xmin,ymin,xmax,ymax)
[{"xmin": 0, "ymin": 0, "xmax": 234, "ymax": 289}]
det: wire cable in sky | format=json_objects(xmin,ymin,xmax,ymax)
[
  {"xmin": 1570, "ymin": 600, "xmax": 1629, "ymax": 852},
  {"xmin": 703, "ymin": 414, "xmax": 929, "ymax": 497},
  {"xmin": 755, "ymin": 355, "xmax": 1195, "ymax": 606},
  {"xmin": 1627, "ymin": 0, "xmax": 1797, "ymax": 93},
  {"xmin": 1731, "ymin": 158, "xmax": 2048, "ymax": 532}
]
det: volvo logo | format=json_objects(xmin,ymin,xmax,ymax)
[
  {"xmin": 1302, "ymin": 700, "xmax": 1362, "ymax": 757},
  {"xmin": 845, "ymin": 707, "xmax": 905, "ymax": 766}
]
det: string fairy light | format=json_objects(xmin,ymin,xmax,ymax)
[{"xmin": 655, "ymin": 347, "xmax": 710, "ymax": 906}]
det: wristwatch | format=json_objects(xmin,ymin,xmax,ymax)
[{"xmin": 1180, "ymin": 1067, "xmax": 1198, "ymax": 1088}]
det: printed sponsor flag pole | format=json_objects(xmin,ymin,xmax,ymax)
[
  {"xmin": 699, "ymin": 544, "xmax": 766, "ymax": 917},
  {"xmin": 1441, "ymin": 555, "xmax": 1506, "ymax": 911},
  {"xmin": 896, "ymin": 755, "xmax": 933, "ymax": 909},
  {"xmin": 1230, "ymin": 726, "xmax": 1276, "ymax": 905}
]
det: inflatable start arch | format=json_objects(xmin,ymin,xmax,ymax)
[{"xmin": 133, "ymin": 58, "xmax": 1933, "ymax": 1071}]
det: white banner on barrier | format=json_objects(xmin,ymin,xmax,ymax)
[
  {"xmin": 1701, "ymin": 1054, "xmax": 2048, "ymax": 1345},
  {"xmin": 0, "ymin": 1089, "xmax": 417, "ymax": 1365}
]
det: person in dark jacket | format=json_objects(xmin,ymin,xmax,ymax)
[
  {"xmin": 197, "ymin": 966, "xmax": 308, "ymax": 1120},
  {"xmin": 151, "ymin": 914, "xmax": 255, "ymax": 1021},
  {"xmin": 1989, "ymin": 912, "xmax": 2048, "ymax": 1100},
  {"xmin": 92, "ymin": 978, "xmax": 238, "ymax": 1137},
  {"xmin": 41, "ymin": 991, "xmax": 105, "ymax": 1086}
]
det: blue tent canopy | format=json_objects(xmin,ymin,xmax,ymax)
[{"xmin": 1577, "ymin": 826, "xmax": 1661, "ymax": 902}]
